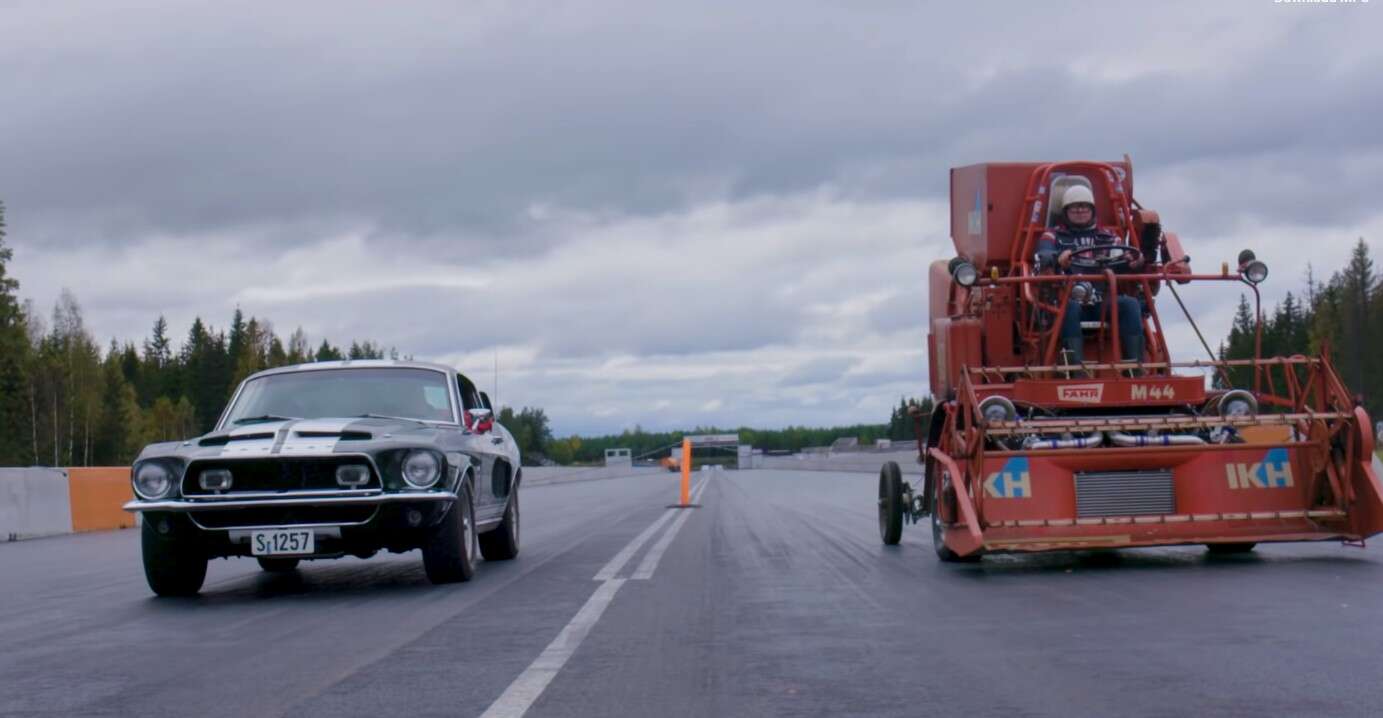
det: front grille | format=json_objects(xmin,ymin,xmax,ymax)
[
  {"xmin": 189, "ymin": 505, "xmax": 378, "ymax": 529},
  {"xmin": 182, "ymin": 457, "xmax": 380, "ymax": 496},
  {"xmin": 1075, "ymin": 470, "xmax": 1175, "ymax": 518}
]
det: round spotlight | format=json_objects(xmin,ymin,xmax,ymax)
[
  {"xmin": 1237, "ymin": 249, "xmax": 1257, "ymax": 266},
  {"xmin": 978, "ymin": 395, "xmax": 1017, "ymax": 424},
  {"xmin": 133, "ymin": 462, "xmax": 175, "ymax": 500},
  {"xmin": 1217, "ymin": 390, "xmax": 1259, "ymax": 419},
  {"xmin": 1243, "ymin": 259, "xmax": 1269, "ymax": 284},
  {"xmin": 950, "ymin": 259, "xmax": 979, "ymax": 288},
  {"xmin": 1070, "ymin": 281, "xmax": 1093, "ymax": 303},
  {"xmin": 401, "ymin": 450, "xmax": 442, "ymax": 489}
]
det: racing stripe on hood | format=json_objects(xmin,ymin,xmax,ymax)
[
  {"xmin": 216, "ymin": 420, "xmax": 291, "ymax": 458},
  {"xmin": 276, "ymin": 418, "xmax": 357, "ymax": 456}
]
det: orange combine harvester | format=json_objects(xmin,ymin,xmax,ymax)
[{"xmin": 878, "ymin": 159, "xmax": 1383, "ymax": 561}]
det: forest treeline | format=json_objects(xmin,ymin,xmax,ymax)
[{"xmin": 0, "ymin": 202, "xmax": 399, "ymax": 466}]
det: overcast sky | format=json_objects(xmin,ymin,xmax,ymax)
[{"xmin": 4, "ymin": 0, "xmax": 1381, "ymax": 435}]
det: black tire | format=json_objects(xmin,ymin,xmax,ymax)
[
  {"xmin": 422, "ymin": 483, "xmax": 478, "ymax": 584},
  {"xmin": 1206, "ymin": 542, "xmax": 1256, "ymax": 555},
  {"xmin": 257, "ymin": 557, "xmax": 300, "ymax": 572},
  {"xmin": 479, "ymin": 490, "xmax": 520, "ymax": 561},
  {"xmin": 878, "ymin": 462, "xmax": 904, "ymax": 545},
  {"xmin": 141, "ymin": 515, "xmax": 208, "ymax": 597},
  {"xmin": 931, "ymin": 474, "xmax": 980, "ymax": 563}
]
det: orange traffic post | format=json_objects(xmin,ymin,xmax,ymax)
[{"xmin": 679, "ymin": 437, "xmax": 692, "ymax": 505}]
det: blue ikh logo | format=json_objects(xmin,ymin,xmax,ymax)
[
  {"xmin": 984, "ymin": 456, "xmax": 1031, "ymax": 499},
  {"xmin": 1225, "ymin": 448, "xmax": 1294, "ymax": 490}
]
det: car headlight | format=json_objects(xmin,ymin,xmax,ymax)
[
  {"xmin": 401, "ymin": 450, "xmax": 442, "ymax": 489},
  {"xmin": 1218, "ymin": 390, "xmax": 1258, "ymax": 418},
  {"xmin": 133, "ymin": 462, "xmax": 176, "ymax": 500}
]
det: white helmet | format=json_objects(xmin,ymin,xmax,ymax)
[{"xmin": 1060, "ymin": 184, "xmax": 1095, "ymax": 210}]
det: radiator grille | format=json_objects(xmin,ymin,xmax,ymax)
[{"xmin": 1075, "ymin": 470, "xmax": 1175, "ymax": 518}]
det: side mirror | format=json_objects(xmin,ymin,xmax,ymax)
[
  {"xmin": 467, "ymin": 407, "xmax": 494, "ymax": 433},
  {"xmin": 479, "ymin": 392, "xmax": 493, "ymax": 410}
]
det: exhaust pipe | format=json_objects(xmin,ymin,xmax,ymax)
[
  {"xmin": 1023, "ymin": 432, "xmax": 1104, "ymax": 450},
  {"xmin": 1108, "ymin": 431, "xmax": 1206, "ymax": 447}
]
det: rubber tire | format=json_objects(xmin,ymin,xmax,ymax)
[
  {"xmin": 878, "ymin": 462, "xmax": 904, "ymax": 545},
  {"xmin": 1206, "ymin": 542, "xmax": 1257, "ymax": 555},
  {"xmin": 257, "ymin": 557, "xmax": 300, "ymax": 573},
  {"xmin": 423, "ymin": 484, "xmax": 478, "ymax": 584},
  {"xmin": 931, "ymin": 481, "xmax": 980, "ymax": 563},
  {"xmin": 479, "ymin": 490, "xmax": 521, "ymax": 561},
  {"xmin": 141, "ymin": 516, "xmax": 208, "ymax": 597}
]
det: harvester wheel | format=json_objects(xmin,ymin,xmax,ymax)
[
  {"xmin": 930, "ymin": 477, "xmax": 980, "ymax": 563},
  {"xmin": 878, "ymin": 462, "xmax": 904, "ymax": 545},
  {"xmin": 1206, "ymin": 542, "xmax": 1256, "ymax": 555}
]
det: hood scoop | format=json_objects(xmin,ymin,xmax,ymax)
[
  {"xmin": 198, "ymin": 432, "xmax": 275, "ymax": 447},
  {"xmin": 294, "ymin": 430, "xmax": 373, "ymax": 441}
]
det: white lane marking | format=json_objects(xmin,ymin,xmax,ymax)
[
  {"xmin": 631, "ymin": 476, "xmax": 710, "ymax": 580},
  {"xmin": 592, "ymin": 509, "xmax": 676, "ymax": 581},
  {"xmin": 479, "ymin": 476, "xmax": 710, "ymax": 718},
  {"xmin": 478, "ymin": 578, "xmax": 627, "ymax": 718},
  {"xmin": 591, "ymin": 477, "xmax": 704, "ymax": 581}
]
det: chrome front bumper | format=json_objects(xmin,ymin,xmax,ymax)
[{"xmin": 123, "ymin": 490, "xmax": 456, "ymax": 513}]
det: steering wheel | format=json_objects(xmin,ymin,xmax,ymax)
[{"xmin": 1065, "ymin": 243, "xmax": 1143, "ymax": 271}]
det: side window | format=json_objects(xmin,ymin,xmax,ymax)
[{"xmin": 456, "ymin": 375, "xmax": 481, "ymax": 412}]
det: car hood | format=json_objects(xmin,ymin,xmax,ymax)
[{"xmin": 140, "ymin": 417, "xmax": 457, "ymax": 462}]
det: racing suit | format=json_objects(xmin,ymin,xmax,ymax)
[{"xmin": 1035, "ymin": 224, "xmax": 1144, "ymax": 364}]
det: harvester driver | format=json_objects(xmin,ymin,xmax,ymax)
[{"xmin": 1036, "ymin": 185, "xmax": 1145, "ymax": 365}]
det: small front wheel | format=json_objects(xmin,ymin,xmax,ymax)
[{"xmin": 879, "ymin": 462, "xmax": 904, "ymax": 545}]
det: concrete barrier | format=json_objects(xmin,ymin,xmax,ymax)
[
  {"xmin": 757, "ymin": 450, "xmax": 924, "ymax": 477},
  {"xmin": 0, "ymin": 468, "xmax": 73, "ymax": 541},
  {"xmin": 522, "ymin": 465, "xmax": 664, "ymax": 486}
]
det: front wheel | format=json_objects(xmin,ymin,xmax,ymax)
[
  {"xmin": 141, "ymin": 515, "xmax": 208, "ymax": 597},
  {"xmin": 878, "ymin": 462, "xmax": 904, "ymax": 545},
  {"xmin": 422, "ymin": 484, "xmax": 479, "ymax": 584},
  {"xmin": 479, "ymin": 490, "xmax": 520, "ymax": 561}
]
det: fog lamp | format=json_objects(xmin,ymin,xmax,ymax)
[
  {"xmin": 335, "ymin": 464, "xmax": 371, "ymax": 488},
  {"xmin": 198, "ymin": 468, "xmax": 233, "ymax": 492}
]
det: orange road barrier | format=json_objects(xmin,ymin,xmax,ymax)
[
  {"xmin": 67, "ymin": 467, "xmax": 137, "ymax": 533},
  {"xmin": 679, "ymin": 438, "xmax": 692, "ymax": 506}
]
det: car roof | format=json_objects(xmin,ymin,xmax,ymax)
[{"xmin": 243, "ymin": 359, "xmax": 459, "ymax": 381}]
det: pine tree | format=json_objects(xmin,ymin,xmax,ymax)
[{"xmin": 0, "ymin": 200, "xmax": 33, "ymax": 465}]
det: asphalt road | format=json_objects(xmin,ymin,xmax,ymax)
[{"xmin": 3, "ymin": 469, "xmax": 1382, "ymax": 717}]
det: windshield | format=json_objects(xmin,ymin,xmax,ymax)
[{"xmin": 221, "ymin": 368, "xmax": 456, "ymax": 427}]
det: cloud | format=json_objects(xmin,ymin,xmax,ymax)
[{"xmin": 4, "ymin": 1, "xmax": 1381, "ymax": 434}]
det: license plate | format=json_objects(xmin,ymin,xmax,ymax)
[{"xmin": 251, "ymin": 529, "xmax": 315, "ymax": 556}]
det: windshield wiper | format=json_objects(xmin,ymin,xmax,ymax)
[
  {"xmin": 354, "ymin": 413, "xmax": 429, "ymax": 425},
  {"xmin": 232, "ymin": 414, "xmax": 300, "ymax": 425}
]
